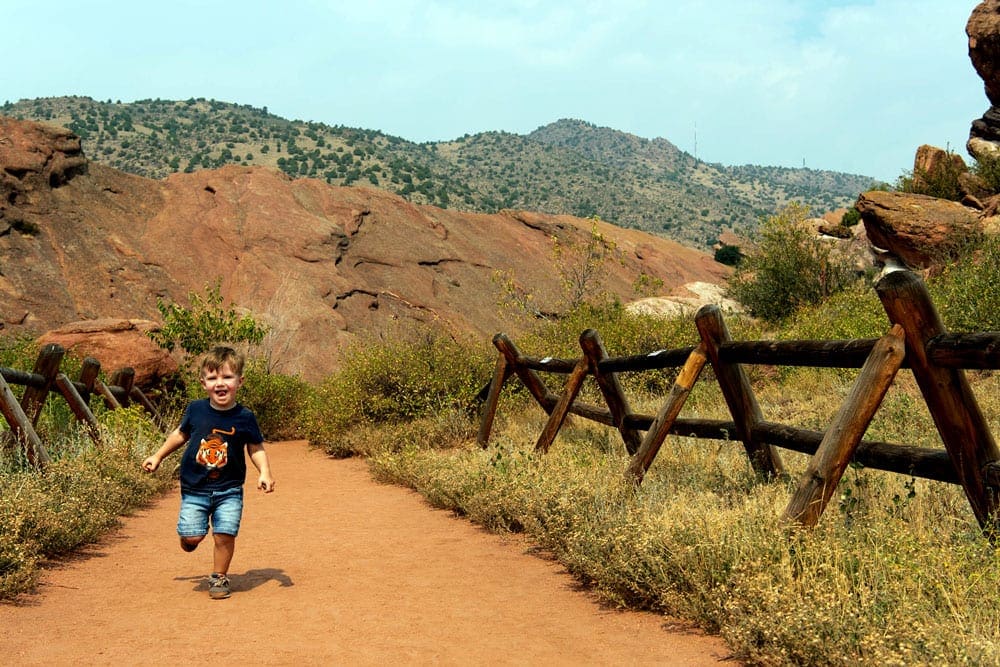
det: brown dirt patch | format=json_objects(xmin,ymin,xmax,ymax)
[{"xmin": 0, "ymin": 440, "xmax": 734, "ymax": 665}]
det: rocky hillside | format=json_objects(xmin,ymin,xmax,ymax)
[
  {"xmin": 2, "ymin": 97, "xmax": 876, "ymax": 248},
  {"xmin": 0, "ymin": 117, "xmax": 731, "ymax": 381}
]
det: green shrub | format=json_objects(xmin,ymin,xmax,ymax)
[
  {"xmin": 783, "ymin": 283, "xmax": 889, "ymax": 341},
  {"xmin": 726, "ymin": 204, "xmax": 860, "ymax": 323},
  {"xmin": 302, "ymin": 326, "xmax": 492, "ymax": 454},
  {"xmin": 930, "ymin": 234, "xmax": 1000, "ymax": 332},
  {"xmin": 714, "ymin": 244, "xmax": 743, "ymax": 266},
  {"xmin": 147, "ymin": 281, "xmax": 267, "ymax": 357},
  {"xmin": 239, "ymin": 359, "xmax": 312, "ymax": 441},
  {"xmin": 972, "ymin": 153, "xmax": 1000, "ymax": 194}
]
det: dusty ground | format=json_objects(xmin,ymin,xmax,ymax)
[{"xmin": 0, "ymin": 440, "xmax": 734, "ymax": 665}]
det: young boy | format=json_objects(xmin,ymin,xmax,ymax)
[{"xmin": 142, "ymin": 345, "xmax": 275, "ymax": 600}]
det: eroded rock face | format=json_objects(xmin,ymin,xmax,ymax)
[
  {"xmin": 855, "ymin": 190, "xmax": 983, "ymax": 270},
  {"xmin": 0, "ymin": 116, "xmax": 731, "ymax": 381}
]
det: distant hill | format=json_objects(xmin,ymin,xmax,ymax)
[{"xmin": 2, "ymin": 96, "xmax": 877, "ymax": 248}]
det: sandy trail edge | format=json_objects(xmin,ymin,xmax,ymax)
[{"xmin": 0, "ymin": 440, "xmax": 734, "ymax": 665}]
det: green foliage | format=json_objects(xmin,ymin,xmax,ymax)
[
  {"xmin": 783, "ymin": 283, "xmax": 889, "ymax": 341},
  {"xmin": 238, "ymin": 358, "xmax": 311, "ymax": 441},
  {"xmin": 551, "ymin": 219, "xmax": 623, "ymax": 312},
  {"xmin": 972, "ymin": 153, "xmax": 1000, "ymax": 194},
  {"xmin": 726, "ymin": 204, "xmax": 860, "ymax": 323},
  {"xmin": 302, "ymin": 326, "xmax": 492, "ymax": 455},
  {"xmin": 840, "ymin": 206, "xmax": 861, "ymax": 227},
  {"xmin": 713, "ymin": 244, "xmax": 742, "ymax": 266},
  {"xmin": 147, "ymin": 281, "xmax": 268, "ymax": 357},
  {"xmin": 929, "ymin": 234, "xmax": 1000, "ymax": 332},
  {"xmin": 7, "ymin": 97, "xmax": 872, "ymax": 251}
]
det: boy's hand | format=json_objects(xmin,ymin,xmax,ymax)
[
  {"xmin": 258, "ymin": 474, "xmax": 275, "ymax": 493},
  {"xmin": 141, "ymin": 456, "xmax": 160, "ymax": 473}
]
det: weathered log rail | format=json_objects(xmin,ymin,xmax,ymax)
[
  {"xmin": 0, "ymin": 343, "xmax": 163, "ymax": 467},
  {"xmin": 478, "ymin": 270, "xmax": 1000, "ymax": 534}
]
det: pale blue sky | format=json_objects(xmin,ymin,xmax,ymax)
[{"xmin": 1, "ymin": 0, "xmax": 985, "ymax": 182}]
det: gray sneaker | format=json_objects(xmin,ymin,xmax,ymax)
[{"xmin": 208, "ymin": 573, "xmax": 231, "ymax": 599}]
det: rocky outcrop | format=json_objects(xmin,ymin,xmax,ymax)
[
  {"xmin": 36, "ymin": 319, "xmax": 178, "ymax": 388},
  {"xmin": 0, "ymin": 117, "xmax": 731, "ymax": 381},
  {"xmin": 967, "ymin": 1, "xmax": 1000, "ymax": 159},
  {"xmin": 626, "ymin": 282, "xmax": 741, "ymax": 318},
  {"xmin": 855, "ymin": 190, "xmax": 984, "ymax": 270}
]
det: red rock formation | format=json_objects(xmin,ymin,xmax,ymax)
[
  {"xmin": 0, "ymin": 117, "xmax": 731, "ymax": 381},
  {"xmin": 855, "ymin": 190, "xmax": 983, "ymax": 270},
  {"xmin": 36, "ymin": 319, "xmax": 178, "ymax": 387}
]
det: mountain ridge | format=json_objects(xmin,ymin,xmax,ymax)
[{"xmin": 3, "ymin": 96, "xmax": 876, "ymax": 248}]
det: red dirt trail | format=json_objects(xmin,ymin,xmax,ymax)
[{"xmin": 0, "ymin": 440, "xmax": 734, "ymax": 665}]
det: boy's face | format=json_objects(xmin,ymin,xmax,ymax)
[{"xmin": 200, "ymin": 362, "xmax": 243, "ymax": 410}]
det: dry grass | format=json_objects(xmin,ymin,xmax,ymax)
[{"xmin": 366, "ymin": 367, "xmax": 1000, "ymax": 666}]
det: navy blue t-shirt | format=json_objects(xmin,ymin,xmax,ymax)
[{"xmin": 178, "ymin": 398, "xmax": 264, "ymax": 491}]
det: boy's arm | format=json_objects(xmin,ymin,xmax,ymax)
[
  {"xmin": 248, "ymin": 443, "xmax": 275, "ymax": 493},
  {"xmin": 142, "ymin": 428, "xmax": 188, "ymax": 472}
]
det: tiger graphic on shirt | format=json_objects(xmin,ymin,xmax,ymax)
[{"xmin": 196, "ymin": 426, "xmax": 236, "ymax": 479}]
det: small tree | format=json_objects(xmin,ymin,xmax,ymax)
[
  {"xmin": 726, "ymin": 204, "xmax": 858, "ymax": 322},
  {"xmin": 147, "ymin": 281, "xmax": 268, "ymax": 358}
]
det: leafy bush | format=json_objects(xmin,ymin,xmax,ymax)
[
  {"xmin": 726, "ymin": 204, "xmax": 860, "ymax": 323},
  {"xmin": 840, "ymin": 207, "xmax": 861, "ymax": 227},
  {"xmin": 783, "ymin": 282, "xmax": 889, "ymax": 341},
  {"xmin": 302, "ymin": 326, "xmax": 492, "ymax": 455},
  {"xmin": 929, "ymin": 234, "xmax": 1000, "ymax": 332},
  {"xmin": 239, "ymin": 358, "xmax": 311, "ymax": 441},
  {"xmin": 972, "ymin": 153, "xmax": 1000, "ymax": 194},
  {"xmin": 147, "ymin": 281, "xmax": 267, "ymax": 357},
  {"xmin": 518, "ymin": 301, "xmax": 699, "ymax": 396},
  {"xmin": 714, "ymin": 244, "xmax": 743, "ymax": 266}
]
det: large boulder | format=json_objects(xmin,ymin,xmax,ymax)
[
  {"xmin": 36, "ymin": 319, "xmax": 178, "ymax": 388},
  {"xmin": 855, "ymin": 190, "xmax": 984, "ymax": 271},
  {"xmin": 968, "ymin": 2, "xmax": 1000, "ymax": 158}
]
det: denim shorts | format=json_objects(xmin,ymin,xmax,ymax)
[{"xmin": 177, "ymin": 486, "xmax": 244, "ymax": 537}]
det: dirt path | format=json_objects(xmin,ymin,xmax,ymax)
[{"xmin": 0, "ymin": 440, "xmax": 733, "ymax": 665}]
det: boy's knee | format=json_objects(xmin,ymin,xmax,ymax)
[{"xmin": 180, "ymin": 535, "xmax": 204, "ymax": 552}]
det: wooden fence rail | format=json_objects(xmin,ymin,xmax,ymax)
[
  {"xmin": 0, "ymin": 343, "xmax": 163, "ymax": 467},
  {"xmin": 478, "ymin": 269, "xmax": 1000, "ymax": 534}
]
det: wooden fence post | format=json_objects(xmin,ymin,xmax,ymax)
[
  {"xmin": 477, "ymin": 352, "xmax": 512, "ymax": 447},
  {"xmin": 695, "ymin": 305, "xmax": 784, "ymax": 478},
  {"xmin": 110, "ymin": 368, "xmax": 135, "ymax": 408},
  {"xmin": 783, "ymin": 325, "xmax": 905, "ymax": 526},
  {"xmin": 78, "ymin": 358, "xmax": 101, "ymax": 403},
  {"xmin": 492, "ymin": 333, "xmax": 558, "ymax": 413},
  {"xmin": 626, "ymin": 344, "xmax": 708, "ymax": 484},
  {"xmin": 94, "ymin": 378, "xmax": 122, "ymax": 410},
  {"xmin": 876, "ymin": 270, "xmax": 1000, "ymax": 531},
  {"xmin": 130, "ymin": 386, "xmax": 165, "ymax": 430},
  {"xmin": 579, "ymin": 329, "xmax": 643, "ymax": 455},
  {"xmin": 535, "ymin": 359, "xmax": 589, "ymax": 453},
  {"xmin": 0, "ymin": 373, "xmax": 49, "ymax": 466},
  {"xmin": 20, "ymin": 343, "xmax": 64, "ymax": 426},
  {"xmin": 54, "ymin": 373, "xmax": 102, "ymax": 445}
]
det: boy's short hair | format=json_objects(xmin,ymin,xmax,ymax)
[{"xmin": 200, "ymin": 345, "xmax": 246, "ymax": 376}]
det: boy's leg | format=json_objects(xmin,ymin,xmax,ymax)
[
  {"xmin": 177, "ymin": 491, "xmax": 210, "ymax": 552},
  {"xmin": 213, "ymin": 533, "xmax": 236, "ymax": 574},
  {"xmin": 180, "ymin": 535, "xmax": 204, "ymax": 552}
]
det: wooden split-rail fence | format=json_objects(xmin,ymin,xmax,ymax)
[
  {"xmin": 0, "ymin": 343, "xmax": 163, "ymax": 467},
  {"xmin": 477, "ymin": 269, "xmax": 1000, "ymax": 534}
]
